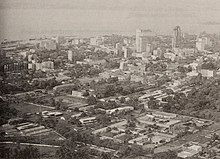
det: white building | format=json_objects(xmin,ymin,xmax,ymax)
[
  {"xmin": 116, "ymin": 43, "xmax": 122, "ymax": 50},
  {"xmin": 196, "ymin": 38, "xmax": 205, "ymax": 51},
  {"xmin": 42, "ymin": 61, "xmax": 54, "ymax": 70},
  {"xmin": 79, "ymin": 117, "xmax": 96, "ymax": 125},
  {"xmin": 72, "ymin": 39, "xmax": 80, "ymax": 45},
  {"xmin": 164, "ymin": 52, "xmax": 176, "ymax": 61},
  {"xmin": 28, "ymin": 55, "xmax": 33, "ymax": 62},
  {"xmin": 19, "ymin": 51, "xmax": 28, "ymax": 58},
  {"xmin": 122, "ymin": 46, "xmax": 131, "ymax": 59},
  {"xmin": 35, "ymin": 63, "xmax": 42, "ymax": 70},
  {"xmin": 136, "ymin": 29, "xmax": 155, "ymax": 53},
  {"xmin": 119, "ymin": 61, "xmax": 128, "ymax": 71},
  {"xmin": 28, "ymin": 63, "xmax": 35, "ymax": 70},
  {"xmin": 71, "ymin": 91, "xmax": 84, "ymax": 98},
  {"xmin": 200, "ymin": 69, "xmax": 215, "ymax": 78},
  {"xmin": 106, "ymin": 106, "xmax": 134, "ymax": 115},
  {"xmin": 153, "ymin": 48, "xmax": 163, "ymax": 58},
  {"xmin": 68, "ymin": 50, "xmax": 73, "ymax": 61}
]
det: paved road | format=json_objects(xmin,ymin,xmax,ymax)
[
  {"xmin": 52, "ymin": 130, "xmax": 66, "ymax": 140},
  {"xmin": 24, "ymin": 102, "xmax": 55, "ymax": 110},
  {"xmin": 0, "ymin": 141, "xmax": 60, "ymax": 148}
]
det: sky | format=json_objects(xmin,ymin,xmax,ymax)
[{"xmin": 1, "ymin": 0, "xmax": 220, "ymax": 40}]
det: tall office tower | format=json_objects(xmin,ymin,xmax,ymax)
[
  {"xmin": 196, "ymin": 38, "xmax": 205, "ymax": 51},
  {"xmin": 136, "ymin": 29, "xmax": 154, "ymax": 53},
  {"xmin": 122, "ymin": 46, "xmax": 129, "ymax": 59},
  {"xmin": 172, "ymin": 26, "xmax": 182, "ymax": 49},
  {"xmin": 68, "ymin": 50, "xmax": 73, "ymax": 61}
]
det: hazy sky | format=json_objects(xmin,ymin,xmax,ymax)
[{"xmin": 1, "ymin": 0, "xmax": 220, "ymax": 40}]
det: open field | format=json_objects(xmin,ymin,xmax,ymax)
[
  {"xmin": 55, "ymin": 95, "xmax": 87, "ymax": 107},
  {"xmin": 10, "ymin": 102, "xmax": 51, "ymax": 114}
]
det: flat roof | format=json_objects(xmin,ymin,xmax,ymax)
[
  {"xmin": 152, "ymin": 111, "xmax": 177, "ymax": 117},
  {"xmin": 138, "ymin": 116, "xmax": 181, "ymax": 128},
  {"xmin": 178, "ymin": 151, "xmax": 195, "ymax": 158}
]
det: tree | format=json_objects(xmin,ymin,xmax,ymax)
[
  {"xmin": 87, "ymin": 95, "xmax": 97, "ymax": 105},
  {"xmin": 82, "ymin": 90, "xmax": 89, "ymax": 97},
  {"xmin": 50, "ymin": 98, "xmax": 56, "ymax": 107},
  {"xmin": 0, "ymin": 101, "xmax": 18, "ymax": 126},
  {"xmin": 74, "ymin": 107, "xmax": 80, "ymax": 112},
  {"xmin": 68, "ymin": 117, "xmax": 81, "ymax": 126},
  {"xmin": 96, "ymin": 114, "xmax": 111, "ymax": 126},
  {"xmin": 99, "ymin": 152, "xmax": 112, "ymax": 159},
  {"xmin": 119, "ymin": 96, "xmax": 126, "ymax": 103},
  {"xmin": 118, "ymin": 145, "xmax": 131, "ymax": 157},
  {"xmin": 43, "ymin": 117, "xmax": 57, "ymax": 128},
  {"xmin": 130, "ymin": 144, "xmax": 144, "ymax": 156},
  {"xmin": 1, "ymin": 145, "xmax": 40, "ymax": 159},
  {"xmin": 18, "ymin": 146, "xmax": 40, "ymax": 159},
  {"xmin": 56, "ymin": 120, "xmax": 71, "ymax": 136},
  {"xmin": 148, "ymin": 98, "xmax": 158, "ymax": 109},
  {"xmin": 56, "ymin": 140, "xmax": 90, "ymax": 159}
]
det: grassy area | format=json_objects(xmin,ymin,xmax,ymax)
[
  {"xmin": 0, "ymin": 143, "xmax": 58, "ymax": 159},
  {"xmin": 55, "ymin": 95, "xmax": 87, "ymax": 107},
  {"xmin": 10, "ymin": 102, "xmax": 51, "ymax": 114}
]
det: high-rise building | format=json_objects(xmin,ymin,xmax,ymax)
[
  {"xmin": 136, "ymin": 29, "xmax": 155, "ymax": 53},
  {"xmin": 136, "ymin": 29, "xmax": 147, "ymax": 53},
  {"xmin": 115, "ymin": 43, "xmax": 122, "ymax": 50},
  {"xmin": 68, "ymin": 50, "xmax": 73, "ymax": 61},
  {"xmin": 115, "ymin": 43, "xmax": 122, "ymax": 55},
  {"xmin": 196, "ymin": 40, "xmax": 205, "ymax": 51},
  {"xmin": 172, "ymin": 26, "xmax": 182, "ymax": 49},
  {"xmin": 196, "ymin": 36, "xmax": 212, "ymax": 51},
  {"xmin": 122, "ymin": 46, "xmax": 131, "ymax": 59}
]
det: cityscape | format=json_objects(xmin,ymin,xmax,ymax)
[{"xmin": 1, "ymin": 0, "xmax": 220, "ymax": 159}]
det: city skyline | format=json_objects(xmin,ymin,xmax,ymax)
[
  {"xmin": 2, "ymin": 1, "xmax": 220, "ymax": 158},
  {"xmin": 1, "ymin": 0, "xmax": 220, "ymax": 41}
]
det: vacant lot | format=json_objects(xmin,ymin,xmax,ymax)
[
  {"xmin": 55, "ymin": 95, "xmax": 87, "ymax": 107},
  {"xmin": 10, "ymin": 102, "xmax": 51, "ymax": 114}
]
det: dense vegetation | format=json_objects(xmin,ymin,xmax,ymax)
[
  {"xmin": 149, "ymin": 77, "xmax": 220, "ymax": 120},
  {"xmin": 0, "ymin": 145, "xmax": 40, "ymax": 159},
  {"xmin": 0, "ymin": 100, "xmax": 17, "ymax": 126}
]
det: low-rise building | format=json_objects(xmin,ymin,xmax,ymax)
[
  {"xmin": 106, "ymin": 106, "xmax": 134, "ymax": 115},
  {"xmin": 79, "ymin": 117, "xmax": 96, "ymax": 125},
  {"xmin": 178, "ymin": 143, "xmax": 202, "ymax": 159},
  {"xmin": 71, "ymin": 91, "xmax": 85, "ymax": 98},
  {"xmin": 40, "ymin": 39, "xmax": 56, "ymax": 50},
  {"xmin": 200, "ymin": 69, "xmax": 216, "ymax": 78}
]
